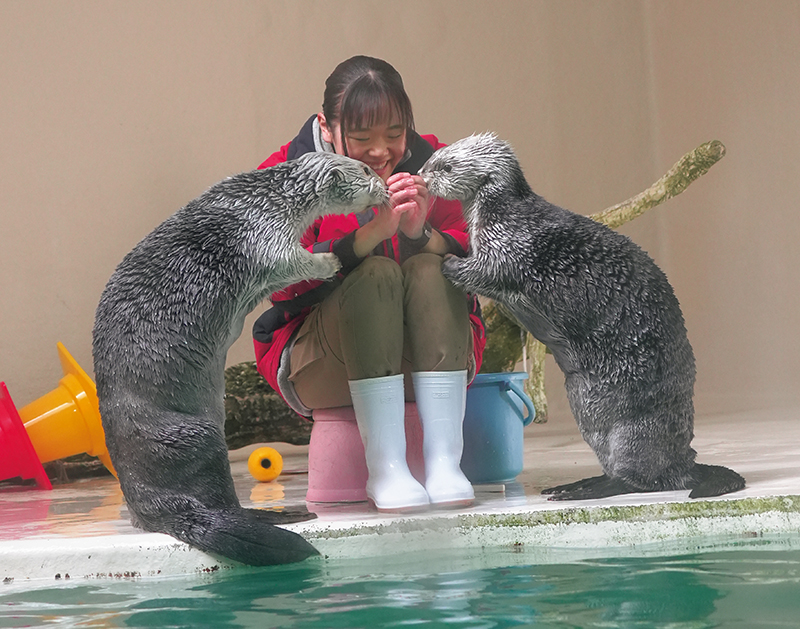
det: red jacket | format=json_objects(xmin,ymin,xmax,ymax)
[{"xmin": 253, "ymin": 116, "xmax": 486, "ymax": 404}]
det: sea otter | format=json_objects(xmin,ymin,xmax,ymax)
[
  {"xmin": 93, "ymin": 152, "xmax": 388, "ymax": 564},
  {"xmin": 420, "ymin": 133, "xmax": 744, "ymax": 501}
]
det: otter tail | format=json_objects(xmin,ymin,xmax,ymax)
[
  {"xmin": 139, "ymin": 505, "xmax": 320, "ymax": 566},
  {"xmin": 688, "ymin": 463, "xmax": 746, "ymax": 498}
]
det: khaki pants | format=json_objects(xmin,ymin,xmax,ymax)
[{"xmin": 289, "ymin": 254, "xmax": 473, "ymax": 409}]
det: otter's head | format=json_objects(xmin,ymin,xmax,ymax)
[
  {"xmin": 420, "ymin": 133, "xmax": 519, "ymax": 205},
  {"xmin": 297, "ymin": 152, "xmax": 389, "ymax": 218}
]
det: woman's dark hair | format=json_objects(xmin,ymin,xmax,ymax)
[{"xmin": 322, "ymin": 55, "xmax": 415, "ymax": 156}]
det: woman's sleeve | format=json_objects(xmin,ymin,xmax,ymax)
[
  {"xmin": 429, "ymin": 198, "xmax": 470, "ymax": 255},
  {"xmin": 257, "ymin": 143, "xmax": 291, "ymax": 169},
  {"xmin": 269, "ymin": 215, "xmax": 362, "ymax": 304}
]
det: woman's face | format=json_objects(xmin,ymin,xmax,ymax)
[{"xmin": 319, "ymin": 113, "xmax": 407, "ymax": 182}]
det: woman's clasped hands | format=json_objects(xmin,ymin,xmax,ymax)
[
  {"xmin": 355, "ymin": 173, "xmax": 431, "ymax": 255},
  {"xmin": 388, "ymin": 173, "xmax": 430, "ymax": 240}
]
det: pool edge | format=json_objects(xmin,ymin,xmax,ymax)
[{"xmin": 3, "ymin": 494, "xmax": 799, "ymax": 586}]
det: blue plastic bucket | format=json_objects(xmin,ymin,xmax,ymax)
[{"xmin": 461, "ymin": 372, "xmax": 535, "ymax": 484}]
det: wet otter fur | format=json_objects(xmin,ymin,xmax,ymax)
[
  {"xmin": 93, "ymin": 152, "xmax": 388, "ymax": 564},
  {"xmin": 420, "ymin": 133, "xmax": 745, "ymax": 501}
]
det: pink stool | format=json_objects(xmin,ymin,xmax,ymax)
[{"xmin": 306, "ymin": 403, "xmax": 425, "ymax": 503}]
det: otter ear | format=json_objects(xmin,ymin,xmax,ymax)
[
  {"xmin": 326, "ymin": 165, "xmax": 346, "ymax": 186},
  {"xmin": 324, "ymin": 165, "xmax": 351, "ymax": 199}
]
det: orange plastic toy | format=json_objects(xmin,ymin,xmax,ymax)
[
  {"xmin": 247, "ymin": 446, "xmax": 283, "ymax": 483},
  {"xmin": 8, "ymin": 343, "xmax": 117, "ymax": 483}
]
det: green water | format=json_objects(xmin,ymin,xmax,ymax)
[{"xmin": 2, "ymin": 536, "xmax": 799, "ymax": 628}]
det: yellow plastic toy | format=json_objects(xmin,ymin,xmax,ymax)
[
  {"xmin": 19, "ymin": 342, "xmax": 117, "ymax": 477},
  {"xmin": 247, "ymin": 446, "xmax": 283, "ymax": 482}
]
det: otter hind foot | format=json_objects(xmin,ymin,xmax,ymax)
[
  {"xmin": 167, "ymin": 506, "xmax": 320, "ymax": 566},
  {"xmin": 542, "ymin": 474, "xmax": 640, "ymax": 501},
  {"xmin": 688, "ymin": 464, "xmax": 746, "ymax": 498},
  {"xmin": 252, "ymin": 507, "xmax": 318, "ymax": 525}
]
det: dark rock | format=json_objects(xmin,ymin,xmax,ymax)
[{"xmin": 224, "ymin": 361, "xmax": 312, "ymax": 449}]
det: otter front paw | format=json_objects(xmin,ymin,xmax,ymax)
[
  {"xmin": 310, "ymin": 252, "xmax": 342, "ymax": 281},
  {"xmin": 441, "ymin": 254, "xmax": 468, "ymax": 288}
]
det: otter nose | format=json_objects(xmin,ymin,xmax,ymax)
[{"xmin": 369, "ymin": 177, "xmax": 387, "ymax": 197}]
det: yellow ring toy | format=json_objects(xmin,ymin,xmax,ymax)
[{"xmin": 247, "ymin": 446, "xmax": 283, "ymax": 482}]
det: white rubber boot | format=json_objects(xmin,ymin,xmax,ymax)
[
  {"xmin": 412, "ymin": 370, "xmax": 475, "ymax": 507},
  {"xmin": 349, "ymin": 374, "xmax": 430, "ymax": 512}
]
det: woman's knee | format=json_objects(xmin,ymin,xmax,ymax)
[
  {"xmin": 341, "ymin": 256, "xmax": 403, "ymax": 302},
  {"xmin": 352, "ymin": 255, "xmax": 403, "ymax": 284},
  {"xmin": 401, "ymin": 252, "xmax": 447, "ymax": 290}
]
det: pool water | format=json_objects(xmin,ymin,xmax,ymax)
[{"xmin": 2, "ymin": 536, "xmax": 799, "ymax": 628}]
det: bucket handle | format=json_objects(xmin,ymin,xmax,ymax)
[{"xmin": 501, "ymin": 380, "xmax": 536, "ymax": 427}]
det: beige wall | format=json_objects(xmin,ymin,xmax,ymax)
[{"xmin": 1, "ymin": 1, "xmax": 798, "ymax": 423}]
